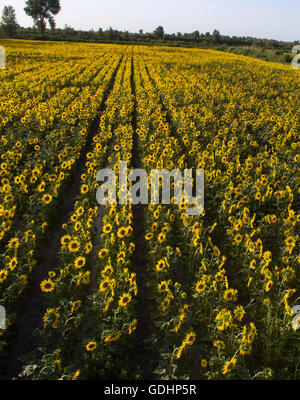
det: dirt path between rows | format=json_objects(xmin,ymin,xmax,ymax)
[{"xmin": 129, "ymin": 53, "xmax": 159, "ymax": 379}]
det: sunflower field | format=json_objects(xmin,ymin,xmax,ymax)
[{"xmin": 0, "ymin": 39, "xmax": 299, "ymax": 380}]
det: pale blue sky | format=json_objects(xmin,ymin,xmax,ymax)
[{"xmin": 4, "ymin": 0, "xmax": 300, "ymax": 42}]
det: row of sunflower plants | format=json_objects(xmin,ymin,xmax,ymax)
[
  {"xmin": 134, "ymin": 48, "xmax": 258, "ymax": 379},
  {"xmin": 0, "ymin": 46, "xmax": 125, "ymax": 360},
  {"xmin": 22, "ymin": 50, "xmax": 139, "ymax": 380}
]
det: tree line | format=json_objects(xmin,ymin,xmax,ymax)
[{"xmin": 0, "ymin": 2, "xmax": 297, "ymax": 52}]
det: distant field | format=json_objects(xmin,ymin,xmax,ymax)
[{"xmin": 0, "ymin": 40, "xmax": 299, "ymax": 380}]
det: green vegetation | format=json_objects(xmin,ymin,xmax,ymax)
[{"xmin": 216, "ymin": 46, "xmax": 296, "ymax": 65}]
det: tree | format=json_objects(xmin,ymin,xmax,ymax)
[
  {"xmin": 212, "ymin": 29, "xmax": 221, "ymax": 44},
  {"xmin": 62, "ymin": 24, "xmax": 75, "ymax": 39},
  {"xmin": 154, "ymin": 26, "xmax": 164, "ymax": 39},
  {"xmin": 24, "ymin": 0, "xmax": 61, "ymax": 36},
  {"xmin": 106, "ymin": 26, "xmax": 114, "ymax": 40},
  {"xmin": 97, "ymin": 27, "xmax": 104, "ymax": 39},
  {"xmin": 1, "ymin": 5, "xmax": 18, "ymax": 37},
  {"xmin": 192, "ymin": 30, "xmax": 200, "ymax": 39}
]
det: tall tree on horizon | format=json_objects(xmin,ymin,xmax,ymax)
[
  {"xmin": 212, "ymin": 29, "xmax": 221, "ymax": 43},
  {"xmin": 24, "ymin": 0, "xmax": 61, "ymax": 35},
  {"xmin": 1, "ymin": 5, "xmax": 19, "ymax": 37},
  {"xmin": 154, "ymin": 26, "xmax": 164, "ymax": 39}
]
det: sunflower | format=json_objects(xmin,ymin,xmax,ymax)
[
  {"xmin": 104, "ymin": 332, "xmax": 121, "ymax": 343},
  {"xmin": 282, "ymin": 256, "xmax": 289, "ymax": 264},
  {"xmin": 43, "ymin": 308, "xmax": 60, "ymax": 328},
  {"xmin": 68, "ymin": 239, "xmax": 80, "ymax": 253},
  {"xmin": 8, "ymin": 257, "xmax": 18, "ymax": 271},
  {"xmin": 74, "ymin": 221, "xmax": 81, "ymax": 231},
  {"xmin": 222, "ymin": 357, "xmax": 237, "ymax": 375},
  {"xmin": 86, "ymin": 341, "xmax": 97, "ymax": 351},
  {"xmin": 184, "ymin": 331, "xmax": 196, "ymax": 346},
  {"xmin": 155, "ymin": 259, "xmax": 165, "ymax": 272},
  {"xmin": 281, "ymin": 266, "xmax": 296, "ymax": 282},
  {"xmin": 80, "ymin": 184, "xmax": 89, "ymax": 194},
  {"xmin": 145, "ymin": 232, "xmax": 153, "ymax": 240},
  {"xmin": 215, "ymin": 309, "xmax": 233, "ymax": 331},
  {"xmin": 101, "ymin": 264, "xmax": 113, "ymax": 277},
  {"xmin": 153, "ymin": 210, "xmax": 160, "ymax": 219},
  {"xmin": 195, "ymin": 280, "xmax": 206, "ymax": 293},
  {"xmin": 175, "ymin": 247, "xmax": 182, "ymax": 257},
  {"xmin": 128, "ymin": 319, "xmax": 137, "ymax": 335},
  {"xmin": 103, "ymin": 223, "xmax": 112, "ymax": 234},
  {"xmin": 213, "ymin": 340, "xmax": 226, "ymax": 350},
  {"xmin": 40, "ymin": 279, "xmax": 55, "ymax": 293},
  {"xmin": 42, "ymin": 194, "xmax": 52, "ymax": 205},
  {"xmin": 250, "ymin": 259, "xmax": 256, "ymax": 270},
  {"xmin": 74, "ymin": 256, "xmax": 86, "ymax": 269},
  {"xmin": 117, "ymin": 251, "xmax": 125, "ymax": 261},
  {"xmin": 151, "ymin": 222, "xmax": 158, "ymax": 232},
  {"xmin": 239, "ymin": 341, "xmax": 252, "ymax": 356},
  {"xmin": 71, "ymin": 214, "xmax": 78, "ymax": 222},
  {"xmin": 128, "ymin": 242, "xmax": 135, "ymax": 254},
  {"xmin": 248, "ymin": 323, "xmax": 257, "ymax": 342},
  {"xmin": 223, "ymin": 289, "xmax": 238, "ymax": 302},
  {"xmin": 158, "ymin": 281, "xmax": 169, "ymax": 292},
  {"xmin": 176, "ymin": 345, "xmax": 184, "ymax": 359},
  {"xmin": 85, "ymin": 241, "xmax": 93, "ymax": 254},
  {"xmin": 255, "ymin": 192, "xmax": 261, "ymax": 201},
  {"xmin": 60, "ymin": 234, "xmax": 71, "ymax": 246},
  {"xmin": 264, "ymin": 280, "xmax": 273, "ymax": 292},
  {"xmin": 76, "ymin": 206, "xmax": 84, "ymax": 217},
  {"xmin": 37, "ymin": 182, "xmax": 45, "ymax": 193},
  {"xmin": 118, "ymin": 293, "xmax": 132, "ymax": 307},
  {"xmin": 161, "ymin": 297, "xmax": 170, "ymax": 312},
  {"xmin": 98, "ymin": 248, "xmax": 109, "ymax": 259},
  {"xmin": 8, "ymin": 237, "xmax": 20, "ymax": 249},
  {"xmin": 162, "ymin": 226, "xmax": 169, "ymax": 235},
  {"xmin": 0, "ymin": 269, "xmax": 8, "ymax": 283},
  {"xmin": 193, "ymin": 237, "xmax": 202, "ymax": 247},
  {"xmin": 72, "ymin": 370, "xmax": 80, "ymax": 380},
  {"xmin": 285, "ymin": 236, "xmax": 295, "ymax": 253},
  {"xmin": 99, "ymin": 278, "xmax": 111, "ymax": 292},
  {"xmin": 157, "ymin": 232, "xmax": 166, "ymax": 243},
  {"xmin": 233, "ymin": 305, "xmax": 246, "ymax": 322},
  {"xmin": 81, "ymin": 271, "xmax": 90, "ymax": 285},
  {"xmin": 117, "ymin": 227, "xmax": 126, "ymax": 238},
  {"xmin": 71, "ymin": 300, "xmax": 82, "ymax": 313},
  {"xmin": 233, "ymin": 233, "xmax": 243, "ymax": 244}
]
